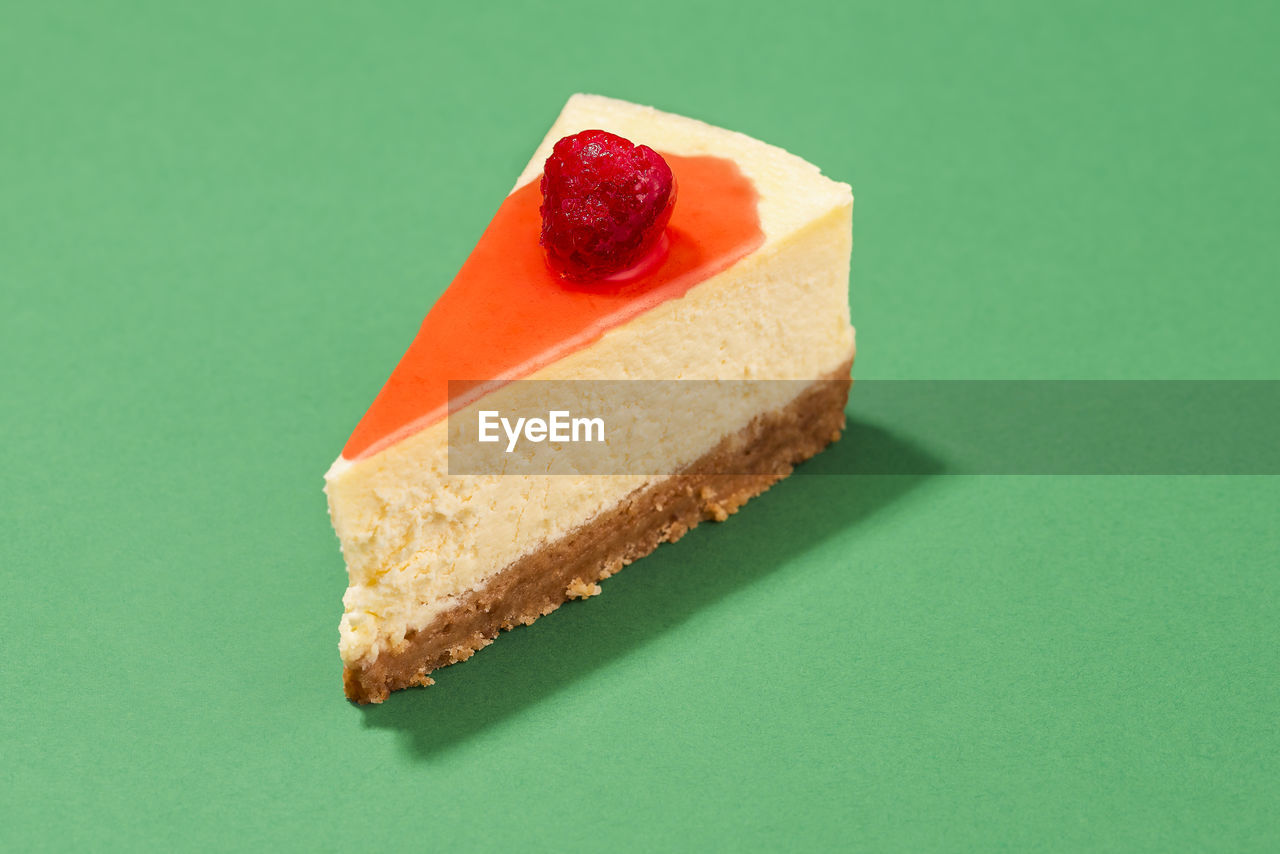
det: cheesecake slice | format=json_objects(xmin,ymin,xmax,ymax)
[{"xmin": 326, "ymin": 94, "xmax": 855, "ymax": 703}]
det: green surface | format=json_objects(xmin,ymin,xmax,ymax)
[{"xmin": 3, "ymin": 1, "xmax": 1278, "ymax": 850}]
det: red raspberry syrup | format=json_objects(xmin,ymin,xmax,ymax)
[{"xmin": 342, "ymin": 149, "xmax": 763, "ymax": 461}]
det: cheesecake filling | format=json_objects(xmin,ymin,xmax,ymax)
[{"xmin": 342, "ymin": 359, "xmax": 853, "ymax": 703}]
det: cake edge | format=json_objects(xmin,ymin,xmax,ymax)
[{"xmin": 343, "ymin": 356, "xmax": 854, "ymax": 704}]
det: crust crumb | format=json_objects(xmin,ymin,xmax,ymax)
[{"xmin": 566, "ymin": 578, "xmax": 603, "ymax": 599}]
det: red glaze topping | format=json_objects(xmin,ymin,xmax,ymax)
[
  {"xmin": 342, "ymin": 153, "xmax": 763, "ymax": 461},
  {"xmin": 540, "ymin": 130, "xmax": 677, "ymax": 281}
]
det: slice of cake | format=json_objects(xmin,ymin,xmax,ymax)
[{"xmin": 326, "ymin": 94, "xmax": 855, "ymax": 703}]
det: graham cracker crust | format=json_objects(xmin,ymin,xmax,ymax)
[{"xmin": 344, "ymin": 359, "xmax": 853, "ymax": 703}]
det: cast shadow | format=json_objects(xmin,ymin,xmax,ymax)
[{"xmin": 357, "ymin": 417, "xmax": 944, "ymax": 759}]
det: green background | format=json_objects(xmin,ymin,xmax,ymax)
[{"xmin": 4, "ymin": 1, "xmax": 1277, "ymax": 850}]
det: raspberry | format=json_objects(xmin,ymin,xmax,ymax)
[{"xmin": 539, "ymin": 129, "xmax": 677, "ymax": 282}]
